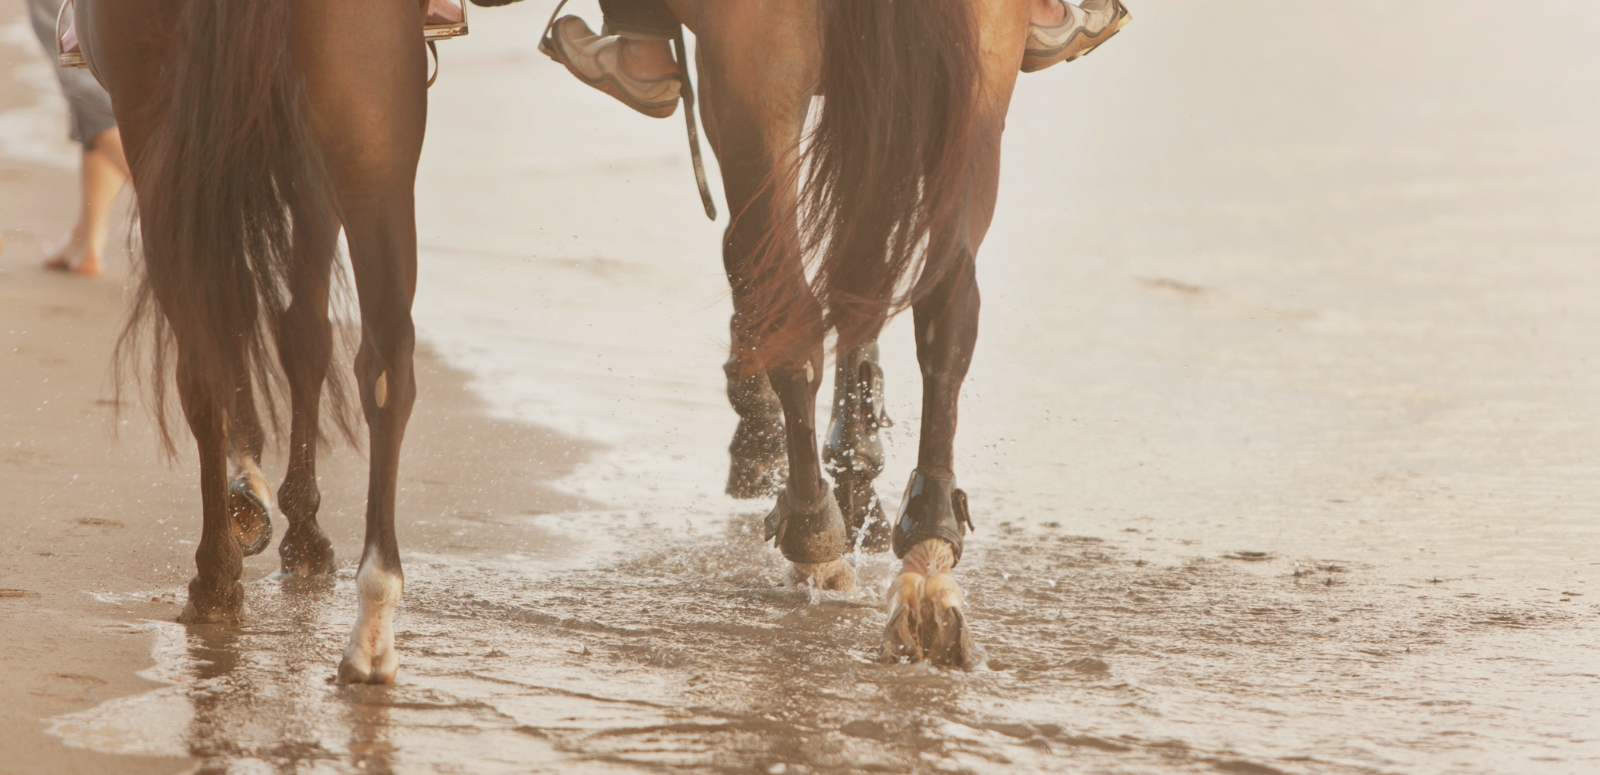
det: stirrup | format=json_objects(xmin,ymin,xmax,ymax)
[
  {"xmin": 424, "ymin": 0, "xmax": 469, "ymax": 42},
  {"xmin": 891, "ymin": 471, "xmax": 975, "ymax": 566},
  {"xmin": 56, "ymin": 0, "xmax": 86, "ymax": 69}
]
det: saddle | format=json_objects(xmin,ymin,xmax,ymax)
[{"xmin": 55, "ymin": 0, "xmax": 470, "ymax": 70}]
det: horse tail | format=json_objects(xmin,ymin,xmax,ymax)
[
  {"xmin": 117, "ymin": 0, "xmax": 337, "ymax": 452},
  {"xmin": 740, "ymin": 0, "xmax": 981, "ymax": 372}
]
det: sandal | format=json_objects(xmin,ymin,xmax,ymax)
[
  {"xmin": 539, "ymin": 15, "xmax": 681, "ymax": 119},
  {"xmin": 1022, "ymin": 0, "xmax": 1131, "ymax": 73},
  {"xmin": 424, "ymin": 0, "xmax": 468, "ymax": 42},
  {"xmin": 56, "ymin": 0, "xmax": 85, "ymax": 69}
]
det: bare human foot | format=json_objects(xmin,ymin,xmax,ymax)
[
  {"xmin": 41, "ymin": 236, "xmax": 103, "ymax": 278},
  {"xmin": 42, "ymin": 127, "xmax": 127, "ymax": 279}
]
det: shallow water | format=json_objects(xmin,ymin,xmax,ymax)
[
  {"xmin": 32, "ymin": 0, "xmax": 1600, "ymax": 772},
  {"xmin": 48, "ymin": 527, "xmax": 1600, "ymax": 774}
]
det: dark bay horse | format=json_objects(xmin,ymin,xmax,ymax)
[
  {"xmin": 78, "ymin": 0, "xmax": 428, "ymax": 682},
  {"xmin": 664, "ymin": 0, "xmax": 1027, "ymax": 666}
]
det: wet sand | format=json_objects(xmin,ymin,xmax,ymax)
[
  {"xmin": 5, "ymin": 0, "xmax": 1600, "ymax": 773},
  {"xmin": 0, "ymin": 247, "xmax": 592, "ymax": 774}
]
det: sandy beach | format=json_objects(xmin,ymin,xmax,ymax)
[{"xmin": 4, "ymin": 0, "xmax": 1600, "ymax": 773}]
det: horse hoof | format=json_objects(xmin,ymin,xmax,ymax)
[
  {"xmin": 881, "ymin": 539, "xmax": 981, "ymax": 668},
  {"xmin": 336, "ymin": 649, "xmax": 397, "ymax": 685},
  {"xmin": 178, "ymin": 578, "xmax": 244, "ymax": 624},
  {"xmin": 279, "ymin": 528, "xmax": 337, "ymax": 577},
  {"xmin": 228, "ymin": 473, "xmax": 275, "ymax": 557},
  {"xmin": 337, "ymin": 555, "xmax": 402, "ymax": 684},
  {"xmin": 834, "ymin": 473, "xmax": 890, "ymax": 553},
  {"xmin": 790, "ymin": 557, "xmax": 857, "ymax": 592}
]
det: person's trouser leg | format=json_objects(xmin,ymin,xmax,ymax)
[{"xmin": 599, "ymin": 0, "xmax": 679, "ymax": 40}]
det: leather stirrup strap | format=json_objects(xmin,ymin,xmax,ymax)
[
  {"xmin": 539, "ymin": 0, "xmax": 713, "ymax": 220},
  {"xmin": 539, "ymin": 0, "xmax": 572, "ymax": 47},
  {"xmin": 426, "ymin": 40, "xmax": 440, "ymax": 88},
  {"xmin": 674, "ymin": 29, "xmax": 717, "ymax": 220}
]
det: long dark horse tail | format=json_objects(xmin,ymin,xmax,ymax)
[
  {"xmin": 740, "ymin": 0, "xmax": 981, "ymax": 372},
  {"xmin": 118, "ymin": 0, "xmax": 341, "ymax": 451}
]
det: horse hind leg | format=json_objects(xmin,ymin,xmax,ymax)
[
  {"xmin": 276, "ymin": 201, "xmax": 341, "ymax": 577},
  {"xmin": 824, "ymin": 342, "xmax": 891, "ymax": 552},
  {"xmin": 175, "ymin": 354, "xmax": 247, "ymax": 623},
  {"xmin": 288, "ymin": 0, "xmax": 428, "ymax": 684}
]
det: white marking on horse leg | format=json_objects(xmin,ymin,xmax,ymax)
[
  {"xmin": 338, "ymin": 546, "xmax": 403, "ymax": 683},
  {"xmin": 374, "ymin": 370, "xmax": 388, "ymax": 409}
]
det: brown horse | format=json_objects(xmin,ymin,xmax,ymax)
[
  {"xmin": 665, "ymin": 0, "xmax": 1027, "ymax": 667},
  {"xmin": 78, "ymin": 0, "xmax": 428, "ymax": 682}
]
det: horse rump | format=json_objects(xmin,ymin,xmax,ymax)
[
  {"xmin": 734, "ymin": 0, "xmax": 982, "ymax": 374},
  {"xmin": 116, "ymin": 0, "xmax": 351, "ymax": 452}
]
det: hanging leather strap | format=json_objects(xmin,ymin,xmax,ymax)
[
  {"xmin": 539, "ymin": 0, "xmax": 714, "ymax": 219},
  {"xmin": 674, "ymin": 29, "xmax": 717, "ymax": 221}
]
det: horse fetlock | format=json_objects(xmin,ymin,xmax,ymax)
[
  {"xmin": 891, "ymin": 471, "xmax": 973, "ymax": 565},
  {"xmin": 337, "ymin": 553, "xmax": 403, "ymax": 684},
  {"xmin": 276, "ymin": 475, "xmax": 322, "ymax": 524},
  {"xmin": 179, "ymin": 576, "xmax": 244, "ymax": 623}
]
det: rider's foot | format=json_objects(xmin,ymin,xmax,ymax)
[
  {"xmin": 1022, "ymin": 0, "xmax": 1131, "ymax": 73},
  {"xmin": 540, "ymin": 16, "xmax": 681, "ymax": 119}
]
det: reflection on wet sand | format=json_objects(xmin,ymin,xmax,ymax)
[{"xmin": 49, "ymin": 511, "xmax": 1599, "ymax": 774}]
